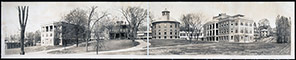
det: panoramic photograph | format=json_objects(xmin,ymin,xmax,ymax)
[{"xmin": 1, "ymin": 2, "xmax": 294, "ymax": 59}]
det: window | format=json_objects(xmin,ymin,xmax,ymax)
[
  {"xmin": 164, "ymin": 36, "xmax": 167, "ymax": 39},
  {"xmin": 231, "ymin": 36, "xmax": 233, "ymax": 40},
  {"xmin": 164, "ymin": 32, "xmax": 166, "ymax": 35},
  {"xmin": 241, "ymin": 30, "xmax": 243, "ymax": 33},
  {"xmin": 159, "ymin": 25, "xmax": 161, "ymax": 28},
  {"xmin": 209, "ymin": 25, "xmax": 212, "ymax": 29},
  {"xmin": 216, "ymin": 30, "xmax": 218, "ymax": 35},
  {"xmin": 241, "ymin": 36, "xmax": 243, "ymax": 39},
  {"xmin": 231, "ymin": 23, "xmax": 233, "ymax": 25},
  {"xmin": 170, "ymin": 36, "xmax": 172, "ymax": 38},
  {"xmin": 241, "ymin": 22, "xmax": 243, "ymax": 25},
  {"xmin": 159, "ymin": 36, "xmax": 161, "ymax": 39},
  {"xmin": 254, "ymin": 23, "xmax": 256, "ymax": 26},
  {"xmin": 236, "ymin": 30, "xmax": 238, "ymax": 33},
  {"xmin": 159, "ymin": 33, "xmax": 161, "ymax": 35},
  {"xmin": 246, "ymin": 23, "xmax": 248, "ymax": 26},
  {"xmin": 50, "ymin": 33, "xmax": 52, "ymax": 37},
  {"xmin": 235, "ymin": 22, "xmax": 238, "ymax": 26},
  {"xmin": 50, "ymin": 26, "xmax": 53, "ymax": 31},
  {"xmin": 170, "ymin": 32, "xmax": 172, "ymax": 35},
  {"xmin": 170, "ymin": 25, "xmax": 172, "ymax": 28},
  {"xmin": 46, "ymin": 26, "xmax": 49, "ymax": 32},
  {"xmin": 216, "ymin": 24, "xmax": 218, "ymax": 28}
]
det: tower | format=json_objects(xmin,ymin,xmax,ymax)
[{"xmin": 162, "ymin": 8, "xmax": 170, "ymax": 20}]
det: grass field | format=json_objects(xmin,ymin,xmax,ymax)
[
  {"xmin": 147, "ymin": 42, "xmax": 290, "ymax": 55},
  {"xmin": 149, "ymin": 39, "xmax": 215, "ymax": 47},
  {"xmin": 47, "ymin": 40, "xmax": 139, "ymax": 54},
  {"xmin": 105, "ymin": 37, "xmax": 291, "ymax": 55},
  {"xmin": 5, "ymin": 46, "xmax": 63, "ymax": 55}
]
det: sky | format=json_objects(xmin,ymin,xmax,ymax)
[{"xmin": 1, "ymin": 2, "xmax": 295, "ymax": 38}]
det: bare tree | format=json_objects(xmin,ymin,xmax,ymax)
[
  {"xmin": 121, "ymin": 6, "xmax": 148, "ymax": 46},
  {"xmin": 17, "ymin": 6, "xmax": 29, "ymax": 55},
  {"xmin": 63, "ymin": 8, "xmax": 87, "ymax": 47},
  {"xmin": 34, "ymin": 30, "xmax": 41, "ymax": 45},
  {"xmin": 275, "ymin": 15, "xmax": 291, "ymax": 43},
  {"xmin": 180, "ymin": 13, "xmax": 207, "ymax": 43},
  {"xmin": 259, "ymin": 18, "xmax": 271, "ymax": 29},
  {"xmin": 85, "ymin": 6, "xmax": 109, "ymax": 52},
  {"xmin": 25, "ymin": 32, "xmax": 34, "ymax": 46},
  {"xmin": 93, "ymin": 16, "xmax": 113, "ymax": 54}
]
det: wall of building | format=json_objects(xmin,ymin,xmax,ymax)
[
  {"xmin": 41, "ymin": 22, "xmax": 83, "ymax": 46},
  {"xmin": 202, "ymin": 13, "xmax": 256, "ymax": 43},
  {"xmin": 152, "ymin": 22, "xmax": 180, "ymax": 39}
]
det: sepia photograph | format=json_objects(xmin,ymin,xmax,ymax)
[{"xmin": 1, "ymin": 2, "xmax": 294, "ymax": 59}]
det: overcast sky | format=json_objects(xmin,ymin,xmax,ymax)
[{"xmin": 1, "ymin": 2, "xmax": 294, "ymax": 37}]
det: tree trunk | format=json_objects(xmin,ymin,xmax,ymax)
[
  {"xmin": 132, "ymin": 28, "xmax": 137, "ymax": 46},
  {"xmin": 76, "ymin": 34, "xmax": 79, "ymax": 47},
  {"xmin": 96, "ymin": 39, "xmax": 99, "ymax": 55},
  {"xmin": 20, "ymin": 27, "xmax": 25, "ymax": 55}
]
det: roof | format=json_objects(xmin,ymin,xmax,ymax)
[{"xmin": 152, "ymin": 17, "xmax": 180, "ymax": 24}]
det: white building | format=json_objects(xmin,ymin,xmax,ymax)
[{"xmin": 40, "ymin": 22, "xmax": 84, "ymax": 46}]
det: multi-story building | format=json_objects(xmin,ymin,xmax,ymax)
[
  {"xmin": 41, "ymin": 22, "xmax": 84, "ymax": 46},
  {"xmin": 202, "ymin": 20, "xmax": 219, "ymax": 42},
  {"xmin": 152, "ymin": 8, "xmax": 180, "ymax": 39},
  {"xmin": 109, "ymin": 21, "xmax": 129, "ymax": 39},
  {"xmin": 253, "ymin": 23, "xmax": 260, "ymax": 40},
  {"xmin": 202, "ymin": 13, "xmax": 256, "ymax": 43},
  {"xmin": 216, "ymin": 13, "xmax": 255, "ymax": 43}
]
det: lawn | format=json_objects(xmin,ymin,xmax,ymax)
[
  {"xmin": 47, "ymin": 40, "xmax": 139, "ymax": 54},
  {"xmin": 5, "ymin": 46, "xmax": 63, "ymax": 55},
  {"xmin": 149, "ymin": 39, "xmax": 215, "ymax": 47},
  {"xmin": 105, "ymin": 37, "xmax": 291, "ymax": 55},
  {"xmin": 147, "ymin": 42, "xmax": 290, "ymax": 55}
]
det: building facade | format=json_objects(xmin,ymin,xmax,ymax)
[
  {"xmin": 179, "ymin": 31, "xmax": 203, "ymax": 40},
  {"xmin": 203, "ymin": 13, "xmax": 256, "ymax": 43},
  {"xmin": 109, "ymin": 21, "xmax": 129, "ymax": 39},
  {"xmin": 152, "ymin": 9, "xmax": 180, "ymax": 39},
  {"xmin": 253, "ymin": 23, "xmax": 260, "ymax": 40},
  {"xmin": 41, "ymin": 22, "xmax": 84, "ymax": 46},
  {"xmin": 260, "ymin": 29, "xmax": 269, "ymax": 38},
  {"xmin": 202, "ymin": 20, "xmax": 219, "ymax": 42}
]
